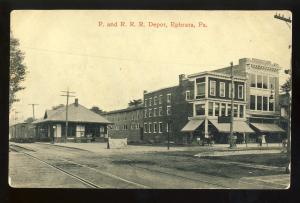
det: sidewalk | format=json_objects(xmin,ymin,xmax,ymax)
[{"xmin": 34, "ymin": 142, "xmax": 284, "ymax": 155}]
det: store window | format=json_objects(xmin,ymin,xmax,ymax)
[
  {"xmin": 208, "ymin": 102, "xmax": 213, "ymax": 116},
  {"xmin": 263, "ymin": 96, "xmax": 268, "ymax": 111},
  {"xmin": 221, "ymin": 103, "xmax": 226, "ymax": 116},
  {"xmin": 195, "ymin": 103, "xmax": 205, "ymax": 116},
  {"xmin": 269, "ymin": 97, "xmax": 274, "ymax": 111},
  {"xmin": 215, "ymin": 103, "xmax": 220, "ymax": 116},
  {"xmin": 257, "ymin": 96, "xmax": 262, "ymax": 110},
  {"xmin": 250, "ymin": 95, "xmax": 256, "ymax": 110}
]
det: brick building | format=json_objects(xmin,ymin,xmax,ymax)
[
  {"xmin": 143, "ymin": 86, "xmax": 179, "ymax": 143},
  {"xmin": 102, "ymin": 103, "xmax": 144, "ymax": 143},
  {"xmin": 180, "ymin": 71, "xmax": 254, "ymax": 144},
  {"xmin": 214, "ymin": 58, "xmax": 285, "ymax": 142}
]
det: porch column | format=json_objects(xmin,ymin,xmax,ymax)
[
  {"xmin": 47, "ymin": 125, "xmax": 50, "ymax": 138},
  {"xmin": 56, "ymin": 124, "xmax": 62, "ymax": 138}
]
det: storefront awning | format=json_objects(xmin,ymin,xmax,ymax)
[
  {"xmin": 250, "ymin": 123, "xmax": 285, "ymax": 133},
  {"xmin": 181, "ymin": 119, "xmax": 204, "ymax": 132},
  {"xmin": 209, "ymin": 120, "xmax": 254, "ymax": 133}
]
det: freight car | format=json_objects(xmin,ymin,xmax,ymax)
[{"xmin": 9, "ymin": 122, "xmax": 36, "ymax": 143}]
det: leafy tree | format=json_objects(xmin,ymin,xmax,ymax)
[
  {"xmin": 128, "ymin": 99, "xmax": 142, "ymax": 107},
  {"xmin": 52, "ymin": 104, "xmax": 65, "ymax": 110},
  {"xmin": 281, "ymin": 69, "xmax": 291, "ymax": 93},
  {"xmin": 90, "ymin": 106, "xmax": 104, "ymax": 115},
  {"xmin": 24, "ymin": 117, "xmax": 34, "ymax": 123},
  {"xmin": 9, "ymin": 34, "xmax": 27, "ymax": 111}
]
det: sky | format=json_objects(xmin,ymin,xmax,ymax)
[{"xmin": 10, "ymin": 10, "xmax": 292, "ymax": 123}]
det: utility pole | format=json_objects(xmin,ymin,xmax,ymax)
[
  {"xmin": 60, "ymin": 88, "xmax": 76, "ymax": 143},
  {"xmin": 28, "ymin": 103, "xmax": 39, "ymax": 120},
  {"xmin": 14, "ymin": 110, "xmax": 19, "ymax": 138},
  {"xmin": 229, "ymin": 62, "xmax": 235, "ymax": 148},
  {"xmin": 274, "ymin": 12, "xmax": 292, "ymax": 174}
]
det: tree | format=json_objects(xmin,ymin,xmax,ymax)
[
  {"xmin": 9, "ymin": 34, "xmax": 27, "ymax": 111},
  {"xmin": 90, "ymin": 106, "xmax": 104, "ymax": 115},
  {"xmin": 52, "ymin": 104, "xmax": 65, "ymax": 110},
  {"xmin": 281, "ymin": 69, "xmax": 291, "ymax": 93},
  {"xmin": 24, "ymin": 117, "xmax": 34, "ymax": 123},
  {"xmin": 128, "ymin": 99, "xmax": 142, "ymax": 107}
]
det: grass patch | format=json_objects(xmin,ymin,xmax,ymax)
[{"xmin": 202, "ymin": 153, "xmax": 288, "ymax": 167}]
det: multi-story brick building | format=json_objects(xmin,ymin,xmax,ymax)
[
  {"xmin": 180, "ymin": 71, "xmax": 254, "ymax": 144},
  {"xmin": 102, "ymin": 103, "xmax": 144, "ymax": 143},
  {"xmin": 143, "ymin": 86, "xmax": 179, "ymax": 143},
  {"xmin": 214, "ymin": 58, "xmax": 285, "ymax": 142},
  {"xmin": 103, "ymin": 58, "xmax": 285, "ymax": 145},
  {"xmin": 143, "ymin": 71, "xmax": 253, "ymax": 144}
]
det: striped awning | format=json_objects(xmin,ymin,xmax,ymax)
[
  {"xmin": 250, "ymin": 123, "xmax": 285, "ymax": 133},
  {"xmin": 181, "ymin": 119, "xmax": 204, "ymax": 132},
  {"xmin": 209, "ymin": 120, "xmax": 254, "ymax": 133}
]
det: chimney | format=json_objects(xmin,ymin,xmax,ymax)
[
  {"xmin": 179, "ymin": 74, "xmax": 186, "ymax": 85},
  {"xmin": 75, "ymin": 98, "xmax": 79, "ymax": 107}
]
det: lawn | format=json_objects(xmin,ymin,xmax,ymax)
[{"xmin": 202, "ymin": 153, "xmax": 288, "ymax": 167}]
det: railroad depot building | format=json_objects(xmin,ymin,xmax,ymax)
[
  {"xmin": 214, "ymin": 58, "xmax": 285, "ymax": 142},
  {"xmin": 33, "ymin": 99, "xmax": 112, "ymax": 142},
  {"xmin": 102, "ymin": 103, "xmax": 144, "ymax": 143}
]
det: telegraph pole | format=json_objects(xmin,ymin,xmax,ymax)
[
  {"xmin": 28, "ymin": 103, "xmax": 39, "ymax": 120},
  {"xmin": 229, "ymin": 62, "xmax": 235, "ymax": 148},
  {"xmin": 274, "ymin": 12, "xmax": 292, "ymax": 173},
  {"xmin": 14, "ymin": 110, "xmax": 19, "ymax": 138},
  {"xmin": 60, "ymin": 88, "xmax": 76, "ymax": 143}
]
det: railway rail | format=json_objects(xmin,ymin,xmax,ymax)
[{"xmin": 10, "ymin": 143, "xmax": 280, "ymax": 189}]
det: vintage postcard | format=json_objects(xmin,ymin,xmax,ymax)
[{"xmin": 9, "ymin": 10, "xmax": 291, "ymax": 189}]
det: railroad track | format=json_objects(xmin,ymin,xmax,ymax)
[
  {"xmin": 10, "ymin": 143, "xmax": 273, "ymax": 189},
  {"xmin": 19, "ymin": 144, "xmax": 229, "ymax": 188},
  {"xmin": 10, "ymin": 144, "xmax": 149, "ymax": 188},
  {"xmin": 10, "ymin": 145, "xmax": 102, "ymax": 188}
]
